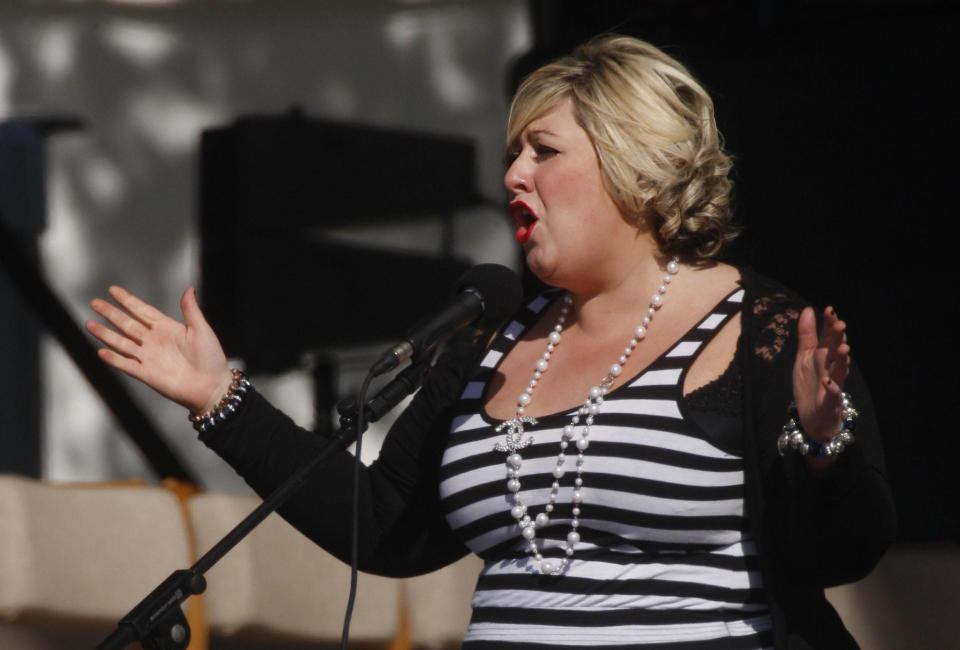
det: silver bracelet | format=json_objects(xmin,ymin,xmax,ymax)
[
  {"xmin": 189, "ymin": 368, "xmax": 251, "ymax": 433},
  {"xmin": 777, "ymin": 392, "xmax": 858, "ymax": 457}
]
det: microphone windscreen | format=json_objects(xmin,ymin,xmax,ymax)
[{"xmin": 456, "ymin": 264, "xmax": 523, "ymax": 328}]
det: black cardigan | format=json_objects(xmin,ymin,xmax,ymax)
[{"xmin": 201, "ymin": 267, "xmax": 895, "ymax": 649}]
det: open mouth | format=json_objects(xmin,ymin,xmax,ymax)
[{"xmin": 510, "ymin": 201, "xmax": 538, "ymax": 244}]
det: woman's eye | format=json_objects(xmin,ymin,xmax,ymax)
[
  {"xmin": 534, "ymin": 145, "xmax": 558, "ymax": 159},
  {"xmin": 503, "ymin": 144, "xmax": 557, "ymax": 167}
]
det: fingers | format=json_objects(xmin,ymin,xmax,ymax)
[
  {"xmin": 180, "ymin": 287, "xmax": 211, "ymax": 331},
  {"xmin": 85, "ymin": 318, "xmax": 141, "ymax": 360},
  {"xmin": 819, "ymin": 306, "xmax": 846, "ymax": 349},
  {"xmin": 108, "ymin": 285, "xmax": 166, "ymax": 326},
  {"xmin": 96, "ymin": 346, "xmax": 144, "ymax": 380},
  {"xmin": 821, "ymin": 309, "xmax": 845, "ymax": 364},
  {"xmin": 821, "ymin": 306, "xmax": 851, "ymax": 388},
  {"xmin": 792, "ymin": 304, "xmax": 854, "ymax": 441},
  {"xmin": 90, "ymin": 295, "xmax": 149, "ymax": 344},
  {"xmin": 796, "ymin": 306, "xmax": 819, "ymax": 353}
]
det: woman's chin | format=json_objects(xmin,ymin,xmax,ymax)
[{"xmin": 524, "ymin": 249, "xmax": 558, "ymax": 285}]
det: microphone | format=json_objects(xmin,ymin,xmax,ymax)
[{"xmin": 370, "ymin": 264, "xmax": 522, "ymax": 377}]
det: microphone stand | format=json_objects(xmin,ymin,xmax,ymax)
[{"xmin": 96, "ymin": 359, "xmax": 432, "ymax": 650}]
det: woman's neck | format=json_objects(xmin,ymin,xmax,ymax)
[{"xmin": 565, "ymin": 251, "xmax": 673, "ymax": 338}]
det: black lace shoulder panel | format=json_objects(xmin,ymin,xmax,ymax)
[{"xmin": 751, "ymin": 290, "xmax": 802, "ymax": 363}]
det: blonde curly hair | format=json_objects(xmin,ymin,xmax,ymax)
[{"xmin": 506, "ymin": 34, "xmax": 738, "ymax": 260}]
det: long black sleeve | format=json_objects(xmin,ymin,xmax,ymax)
[
  {"xmin": 744, "ymin": 274, "xmax": 896, "ymax": 587},
  {"xmin": 199, "ymin": 329, "xmax": 490, "ymax": 577},
  {"xmin": 740, "ymin": 268, "xmax": 896, "ymax": 649}
]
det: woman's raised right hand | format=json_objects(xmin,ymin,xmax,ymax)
[{"xmin": 86, "ymin": 286, "xmax": 235, "ymax": 415}]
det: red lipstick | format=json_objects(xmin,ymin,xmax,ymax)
[{"xmin": 510, "ymin": 201, "xmax": 538, "ymax": 244}]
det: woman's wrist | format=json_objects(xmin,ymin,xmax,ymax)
[
  {"xmin": 189, "ymin": 368, "xmax": 252, "ymax": 433},
  {"xmin": 193, "ymin": 369, "xmax": 238, "ymax": 415},
  {"xmin": 777, "ymin": 393, "xmax": 858, "ymax": 458}
]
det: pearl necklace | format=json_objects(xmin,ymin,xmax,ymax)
[{"xmin": 493, "ymin": 257, "xmax": 681, "ymax": 575}]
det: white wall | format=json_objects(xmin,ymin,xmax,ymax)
[{"xmin": 0, "ymin": 1, "xmax": 530, "ymax": 491}]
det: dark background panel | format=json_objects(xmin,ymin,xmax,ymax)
[{"xmin": 509, "ymin": 0, "xmax": 959, "ymax": 541}]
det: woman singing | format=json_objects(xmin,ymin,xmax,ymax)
[{"xmin": 87, "ymin": 35, "xmax": 894, "ymax": 649}]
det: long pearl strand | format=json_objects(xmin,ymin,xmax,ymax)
[{"xmin": 497, "ymin": 257, "xmax": 680, "ymax": 575}]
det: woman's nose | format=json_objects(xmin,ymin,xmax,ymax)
[{"xmin": 504, "ymin": 155, "xmax": 530, "ymax": 195}]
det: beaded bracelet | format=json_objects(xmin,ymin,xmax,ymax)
[
  {"xmin": 188, "ymin": 368, "xmax": 252, "ymax": 433},
  {"xmin": 777, "ymin": 392, "xmax": 859, "ymax": 457}
]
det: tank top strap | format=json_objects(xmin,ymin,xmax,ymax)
[
  {"xmin": 673, "ymin": 285, "xmax": 743, "ymax": 349},
  {"xmin": 460, "ymin": 289, "xmax": 564, "ymax": 402},
  {"xmin": 643, "ymin": 285, "xmax": 744, "ymax": 378}
]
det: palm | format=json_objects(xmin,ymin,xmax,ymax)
[
  {"xmin": 86, "ymin": 286, "xmax": 233, "ymax": 414},
  {"xmin": 792, "ymin": 306, "xmax": 850, "ymax": 442}
]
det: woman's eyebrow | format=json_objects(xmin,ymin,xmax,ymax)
[{"xmin": 526, "ymin": 127, "xmax": 561, "ymax": 138}]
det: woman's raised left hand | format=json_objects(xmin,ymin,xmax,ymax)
[
  {"xmin": 792, "ymin": 306, "xmax": 851, "ymax": 443},
  {"xmin": 86, "ymin": 285, "xmax": 234, "ymax": 416}
]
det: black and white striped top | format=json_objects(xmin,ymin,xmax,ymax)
[{"xmin": 438, "ymin": 288, "xmax": 773, "ymax": 648}]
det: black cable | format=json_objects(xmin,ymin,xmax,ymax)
[{"xmin": 341, "ymin": 368, "xmax": 374, "ymax": 649}]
